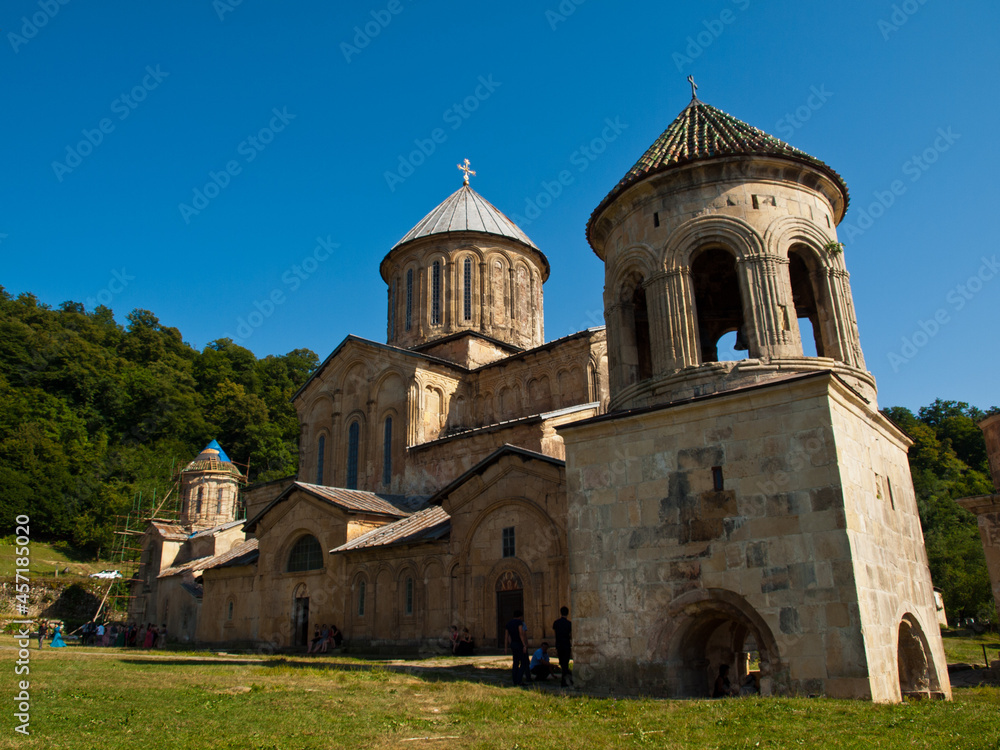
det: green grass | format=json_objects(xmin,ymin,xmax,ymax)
[
  {"xmin": 942, "ymin": 629, "xmax": 1000, "ymax": 666},
  {"xmin": 0, "ymin": 538, "xmax": 112, "ymax": 579},
  {"xmin": 0, "ymin": 648, "xmax": 998, "ymax": 750}
]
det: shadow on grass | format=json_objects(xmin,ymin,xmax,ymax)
[{"xmin": 118, "ymin": 655, "xmax": 556, "ymax": 690}]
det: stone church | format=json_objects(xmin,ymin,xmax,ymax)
[{"xmin": 130, "ymin": 90, "xmax": 950, "ymax": 702}]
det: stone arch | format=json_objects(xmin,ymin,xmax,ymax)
[
  {"xmin": 606, "ymin": 244, "xmax": 657, "ymax": 298},
  {"xmin": 456, "ymin": 249, "xmax": 481, "ymax": 325},
  {"xmin": 655, "ymin": 589, "xmax": 783, "ymax": 698},
  {"xmin": 423, "ymin": 385, "xmax": 445, "ymax": 440},
  {"xmin": 763, "ymin": 216, "xmax": 836, "ymax": 266},
  {"xmin": 457, "ymin": 496, "xmax": 566, "ymax": 563},
  {"xmin": 527, "ymin": 374, "xmax": 553, "ymax": 412},
  {"xmin": 897, "ymin": 613, "xmax": 941, "ymax": 698},
  {"xmin": 374, "ymin": 566, "xmax": 395, "ymax": 636},
  {"xmin": 661, "ymin": 215, "xmax": 765, "ymax": 271}
]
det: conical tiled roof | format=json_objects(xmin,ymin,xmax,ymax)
[
  {"xmin": 588, "ymin": 97, "xmax": 849, "ymax": 241},
  {"xmin": 392, "ymin": 184, "xmax": 539, "ymax": 251}
]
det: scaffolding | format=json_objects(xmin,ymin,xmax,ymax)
[{"xmin": 104, "ymin": 456, "xmax": 249, "ymax": 621}]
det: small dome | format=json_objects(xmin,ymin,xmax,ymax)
[
  {"xmin": 183, "ymin": 441, "xmax": 242, "ymax": 477},
  {"xmin": 392, "ymin": 185, "xmax": 540, "ymax": 252}
]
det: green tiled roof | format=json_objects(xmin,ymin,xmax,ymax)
[{"xmin": 588, "ymin": 98, "xmax": 849, "ymax": 241}]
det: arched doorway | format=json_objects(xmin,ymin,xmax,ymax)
[
  {"xmin": 898, "ymin": 614, "xmax": 941, "ymax": 698},
  {"xmin": 292, "ymin": 583, "xmax": 309, "ymax": 648},
  {"xmin": 495, "ymin": 571, "xmax": 524, "ymax": 648},
  {"xmin": 662, "ymin": 590, "xmax": 781, "ymax": 698}
]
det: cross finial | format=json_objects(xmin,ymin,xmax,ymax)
[
  {"xmin": 457, "ymin": 158, "xmax": 476, "ymax": 185},
  {"xmin": 687, "ymin": 75, "xmax": 698, "ymax": 100}
]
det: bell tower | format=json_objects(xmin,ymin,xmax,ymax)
[
  {"xmin": 587, "ymin": 88, "xmax": 870, "ymax": 412},
  {"xmin": 560, "ymin": 88, "xmax": 950, "ymax": 702}
]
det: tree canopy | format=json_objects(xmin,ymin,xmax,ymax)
[{"xmin": 0, "ymin": 287, "xmax": 316, "ymax": 554}]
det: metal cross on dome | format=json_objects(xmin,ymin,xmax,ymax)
[{"xmin": 457, "ymin": 158, "xmax": 476, "ymax": 185}]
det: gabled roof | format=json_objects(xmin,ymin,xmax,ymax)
[
  {"xmin": 291, "ymin": 334, "xmax": 467, "ymax": 402},
  {"xmin": 427, "ymin": 444, "xmax": 566, "ymax": 505},
  {"xmin": 588, "ymin": 97, "xmax": 849, "ymax": 245},
  {"xmin": 243, "ymin": 481, "xmax": 425, "ymax": 533},
  {"xmin": 189, "ymin": 519, "xmax": 243, "ymax": 539},
  {"xmin": 158, "ymin": 538, "xmax": 259, "ymax": 578},
  {"xmin": 331, "ymin": 505, "xmax": 450, "ymax": 554},
  {"xmin": 392, "ymin": 184, "xmax": 540, "ymax": 252}
]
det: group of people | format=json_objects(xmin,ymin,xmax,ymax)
[
  {"xmin": 504, "ymin": 606, "xmax": 574, "ymax": 688},
  {"xmin": 78, "ymin": 621, "xmax": 167, "ymax": 648},
  {"xmin": 712, "ymin": 664, "xmax": 759, "ymax": 698},
  {"xmin": 449, "ymin": 625, "xmax": 475, "ymax": 656},
  {"xmin": 306, "ymin": 623, "xmax": 343, "ymax": 653}
]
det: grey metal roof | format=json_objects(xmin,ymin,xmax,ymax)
[
  {"xmin": 331, "ymin": 505, "xmax": 450, "ymax": 553},
  {"xmin": 392, "ymin": 185, "xmax": 539, "ymax": 251}
]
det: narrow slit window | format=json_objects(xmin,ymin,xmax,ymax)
[
  {"xmin": 346, "ymin": 421, "xmax": 360, "ymax": 490},
  {"xmin": 653, "ymin": 212, "xmax": 660, "ymax": 227},
  {"xmin": 432, "ymin": 261, "xmax": 442, "ymax": 325},
  {"xmin": 405, "ymin": 577, "xmax": 414, "ymax": 615},
  {"xmin": 382, "ymin": 417, "xmax": 392, "ymax": 486},
  {"xmin": 502, "ymin": 526, "xmax": 515, "ymax": 558},
  {"xmin": 317, "ymin": 435, "xmax": 326, "ymax": 484},
  {"xmin": 712, "ymin": 466, "xmax": 724, "ymax": 491},
  {"xmin": 463, "ymin": 257, "xmax": 473, "ymax": 321},
  {"xmin": 357, "ymin": 581, "xmax": 366, "ymax": 617},
  {"xmin": 405, "ymin": 269, "xmax": 413, "ymax": 331}
]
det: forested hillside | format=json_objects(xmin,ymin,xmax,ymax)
[
  {"xmin": 882, "ymin": 401, "xmax": 996, "ymax": 622},
  {"xmin": 0, "ymin": 287, "xmax": 316, "ymax": 556},
  {"xmin": 0, "ymin": 287, "xmax": 995, "ymax": 622}
]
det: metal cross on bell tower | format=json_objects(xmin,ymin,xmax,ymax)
[
  {"xmin": 457, "ymin": 158, "xmax": 476, "ymax": 185},
  {"xmin": 687, "ymin": 75, "xmax": 699, "ymax": 100}
]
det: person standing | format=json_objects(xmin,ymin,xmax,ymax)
[
  {"xmin": 553, "ymin": 606, "xmax": 573, "ymax": 687},
  {"xmin": 37, "ymin": 621, "xmax": 47, "ymax": 649},
  {"xmin": 50, "ymin": 624, "xmax": 67, "ymax": 648},
  {"xmin": 504, "ymin": 609, "xmax": 528, "ymax": 686}
]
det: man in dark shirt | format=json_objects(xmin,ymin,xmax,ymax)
[
  {"xmin": 504, "ymin": 609, "xmax": 528, "ymax": 686},
  {"xmin": 552, "ymin": 605, "xmax": 573, "ymax": 687}
]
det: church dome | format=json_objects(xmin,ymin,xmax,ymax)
[
  {"xmin": 391, "ymin": 184, "xmax": 542, "ymax": 256},
  {"xmin": 587, "ymin": 96, "xmax": 849, "ymax": 248},
  {"xmin": 381, "ymin": 168, "xmax": 549, "ymax": 352}
]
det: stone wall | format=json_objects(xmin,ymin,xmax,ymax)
[{"xmin": 560, "ymin": 373, "xmax": 949, "ymax": 700}]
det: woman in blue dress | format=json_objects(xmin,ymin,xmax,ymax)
[{"xmin": 50, "ymin": 624, "xmax": 67, "ymax": 648}]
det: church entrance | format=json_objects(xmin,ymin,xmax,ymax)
[
  {"xmin": 292, "ymin": 595, "xmax": 309, "ymax": 648},
  {"xmin": 495, "ymin": 571, "xmax": 524, "ymax": 647}
]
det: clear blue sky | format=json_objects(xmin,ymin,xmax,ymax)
[{"xmin": 2, "ymin": 0, "xmax": 997, "ymax": 412}]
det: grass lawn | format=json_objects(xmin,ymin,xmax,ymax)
[
  {"xmin": 1, "ymin": 647, "xmax": 998, "ymax": 750},
  {"xmin": 0, "ymin": 539, "xmax": 112, "ymax": 579},
  {"xmin": 941, "ymin": 629, "xmax": 1000, "ymax": 667}
]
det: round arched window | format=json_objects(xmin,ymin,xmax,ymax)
[{"xmin": 287, "ymin": 535, "xmax": 323, "ymax": 572}]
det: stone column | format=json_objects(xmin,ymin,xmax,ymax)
[
  {"xmin": 738, "ymin": 255, "xmax": 796, "ymax": 359},
  {"xmin": 818, "ymin": 267, "xmax": 866, "ymax": 369},
  {"xmin": 652, "ymin": 267, "xmax": 699, "ymax": 371}
]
